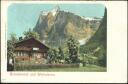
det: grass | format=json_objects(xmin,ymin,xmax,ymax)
[
  {"xmin": 19, "ymin": 65, "xmax": 106, "ymax": 72},
  {"xmin": 14, "ymin": 59, "xmax": 106, "ymax": 72}
]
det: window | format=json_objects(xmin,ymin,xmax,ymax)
[
  {"xmin": 23, "ymin": 52, "xmax": 24, "ymax": 56},
  {"xmin": 17, "ymin": 52, "xmax": 19, "ymax": 56},
  {"xmin": 18, "ymin": 52, "xmax": 22, "ymax": 56},
  {"xmin": 33, "ymin": 48, "xmax": 39, "ymax": 51},
  {"xmin": 21, "ymin": 52, "xmax": 24, "ymax": 56},
  {"xmin": 44, "ymin": 53, "xmax": 45, "ymax": 57}
]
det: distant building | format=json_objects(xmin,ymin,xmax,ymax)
[{"xmin": 14, "ymin": 37, "xmax": 49, "ymax": 62}]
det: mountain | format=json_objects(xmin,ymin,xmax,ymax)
[
  {"xmin": 33, "ymin": 6, "xmax": 102, "ymax": 48},
  {"xmin": 80, "ymin": 8, "xmax": 107, "ymax": 66},
  {"xmin": 85, "ymin": 8, "xmax": 107, "ymax": 49}
]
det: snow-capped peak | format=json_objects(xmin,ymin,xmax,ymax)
[
  {"xmin": 40, "ymin": 5, "xmax": 60, "ymax": 16},
  {"xmin": 51, "ymin": 5, "xmax": 60, "ymax": 16},
  {"xmin": 82, "ymin": 16, "xmax": 103, "ymax": 21},
  {"xmin": 85, "ymin": 17, "xmax": 95, "ymax": 21},
  {"xmin": 40, "ymin": 11, "xmax": 49, "ymax": 16}
]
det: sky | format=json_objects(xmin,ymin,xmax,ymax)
[{"xmin": 8, "ymin": 4, "xmax": 105, "ymax": 39}]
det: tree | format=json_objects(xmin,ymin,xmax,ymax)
[
  {"xmin": 66, "ymin": 36, "xmax": 80, "ymax": 64},
  {"xmin": 47, "ymin": 49, "xmax": 58, "ymax": 64},
  {"xmin": 96, "ymin": 46, "xmax": 106, "ymax": 67},
  {"xmin": 52, "ymin": 49, "xmax": 58, "ymax": 63},
  {"xmin": 58, "ymin": 47, "xmax": 64, "ymax": 60},
  {"xmin": 47, "ymin": 49, "xmax": 54, "ymax": 64},
  {"xmin": 7, "ymin": 33, "xmax": 18, "ymax": 71},
  {"xmin": 7, "ymin": 33, "xmax": 18, "ymax": 58},
  {"xmin": 23, "ymin": 28, "xmax": 40, "ymax": 40},
  {"xmin": 46, "ymin": 48, "xmax": 65, "ymax": 64},
  {"xmin": 98, "ymin": 54, "xmax": 106, "ymax": 67}
]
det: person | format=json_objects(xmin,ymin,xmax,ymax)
[{"xmin": 7, "ymin": 57, "xmax": 14, "ymax": 71}]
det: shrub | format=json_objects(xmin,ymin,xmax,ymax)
[{"xmin": 14, "ymin": 63, "xmax": 79, "ymax": 71}]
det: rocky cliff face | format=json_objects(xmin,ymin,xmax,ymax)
[{"xmin": 33, "ymin": 6, "xmax": 102, "ymax": 48}]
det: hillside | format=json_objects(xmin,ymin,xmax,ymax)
[
  {"xmin": 80, "ymin": 8, "xmax": 107, "ymax": 67},
  {"xmin": 84, "ymin": 8, "xmax": 107, "ymax": 50}
]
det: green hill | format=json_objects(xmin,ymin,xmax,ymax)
[{"xmin": 80, "ymin": 8, "xmax": 107, "ymax": 67}]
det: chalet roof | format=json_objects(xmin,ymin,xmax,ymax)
[
  {"xmin": 14, "ymin": 37, "xmax": 49, "ymax": 52},
  {"xmin": 16, "ymin": 37, "xmax": 41, "ymax": 45}
]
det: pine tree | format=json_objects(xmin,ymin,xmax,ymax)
[
  {"xmin": 23, "ymin": 28, "xmax": 40, "ymax": 40},
  {"xmin": 67, "ymin": 36, "xmax": 80, "ymax": 64}
]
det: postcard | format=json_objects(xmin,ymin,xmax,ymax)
[{"xmin": 1, "ymin": 1, "xmax": 127, "ymax": 83}]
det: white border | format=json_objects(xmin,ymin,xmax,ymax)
[{"xmin": 1, "ymin": 1, "xmax": 127, "ymax": 83}]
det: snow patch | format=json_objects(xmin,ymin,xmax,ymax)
[
  {"xmin": 83, "ymin": 17, "xmax": 103, "ymax": 21},
  {"xmin": 51, "ymin": 10, "xmax": 57, "ymax": 16},
  {"xmin": 78, "ymin": 35, "xmax": 92, "ymax": 45},
  {"xmin": 40, "ymin": 11, "xmax": 49, "ymax": 16},
  {"xmin": 51, "ymin": 5, "xmax": 60, "ymax": 16},
  {"xmin": 78, "ymin": 38, "xmax": 87, "ymax": 45},
  {"xmin": 43, "ymin": 12, "xmax": 49, "ymax": 16},
  {"xmin": 84, "ymin": 17, "xmax": 95, "ymax": 21}
]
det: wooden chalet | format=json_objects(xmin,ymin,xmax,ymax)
[{"xmin": 14, "ymin": 37, "xmax": 49, "ymax": 62}]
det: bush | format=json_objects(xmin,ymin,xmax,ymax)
[{"xmin": 14, "ymin": 63, "xmax": 79, "ymax": 71}]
